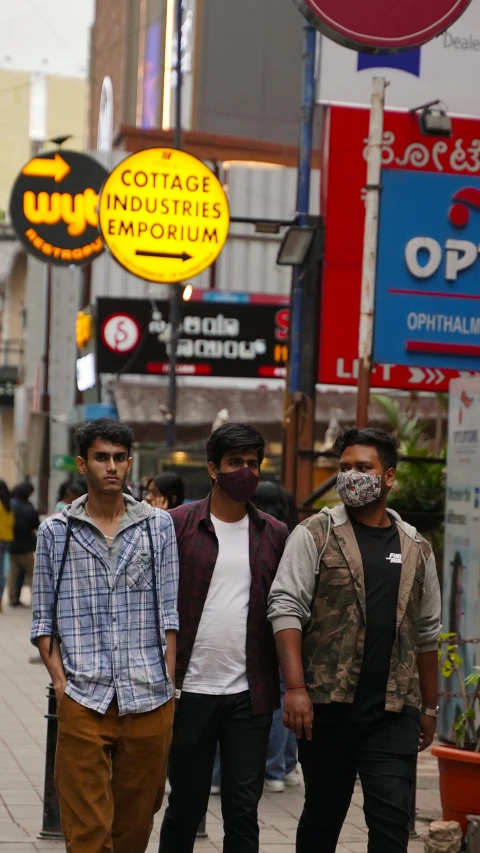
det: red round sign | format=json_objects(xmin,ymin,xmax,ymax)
[{"xmin": 294, "ymin": 0, "xmax": 472, "ymax": 51}]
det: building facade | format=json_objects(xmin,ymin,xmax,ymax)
[
  {"xmin": 89, "ymin": 0, "xmax": 308, "ymax": 149},
  {"xmin": 0, "ymin": 68, "xmax": 88, "ymax": 488},
  {"xmin": 0, "ymin": 70, "xmax": 87, "ymax": 215}
]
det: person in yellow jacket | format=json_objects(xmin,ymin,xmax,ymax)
[{"xmin": 0, "ymin": 480, "xmax": 14, "ymax": 612}]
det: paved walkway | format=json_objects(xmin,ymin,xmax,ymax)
[{"xmin": 0, "ymin": 597, "xmax": 442, "ymax": 852}]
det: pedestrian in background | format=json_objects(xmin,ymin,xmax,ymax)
[
  {"xmin": 159, "ymin": 423, "xmax": 289, "ymax": 853},
  {"xmin": 9, "ymin": 482, "xmax": 40, "ymax": 607},
  {"xmin": 146, "ymin": 472, "xmax": 185, "ymax": 510},
  {"xmin": 54, "ymin": 481, "xmax": 85, "ymax": 513},
  {"xmin": 31, "ymin": 418, "xmax": 179, "ymax": 853},
  {"xmin": 0, "ymin": 480, "xmax": 13, "ymax": 613},
  {"xmin": 268, "ymin": 428, "xmax": 442, "ymax": 853}
]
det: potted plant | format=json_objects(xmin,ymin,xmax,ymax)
[{"xmin": 433, "ymin": 634, "xmax": 480, "ymax": 833}]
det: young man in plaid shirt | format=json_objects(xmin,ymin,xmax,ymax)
[
  {"xmin": 159, "ymin": 423, "xmax": 289, "ymax": 853},
  {"xmin": 31, "ymin": 419, "xmax": 179, "ymax": 853}
]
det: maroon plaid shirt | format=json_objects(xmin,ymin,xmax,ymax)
[{"xmin": 170, "ymin": 495, "xmax": 289, "ymax": 716}]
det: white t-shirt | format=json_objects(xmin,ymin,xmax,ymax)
[{"xmin": 182, "ymin": 513, "xmax": 251, "ymax": 695}]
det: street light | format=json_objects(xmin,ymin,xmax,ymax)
[
  {"xmin": 182, "ymin": 283, "xmax": 193, "ymax": 302},
  {"xmin": 277, "ymin": 225, "xmax": 316, "ymax": 266},
  {"xmin": 410, "ymin": 100, "xmax": 452, "ymax": 138}
]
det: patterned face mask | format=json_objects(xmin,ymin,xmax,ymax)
[{"xmin": 336, "ymin": 471, "xmax": 382, "ymax": 507}]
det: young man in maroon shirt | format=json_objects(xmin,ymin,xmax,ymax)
[{"xmin": 159, "ymin": 423, "xmax": 289, "ymax": 853}]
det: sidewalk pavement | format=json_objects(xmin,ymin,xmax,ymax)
[{"xmin": 0, "ymin": 599, "xmax": 442, "ymax": 852}]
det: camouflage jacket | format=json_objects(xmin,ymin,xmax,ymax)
[{"xmin": 268, "ymin": 506, "xmax": 442, "ymax": 713}]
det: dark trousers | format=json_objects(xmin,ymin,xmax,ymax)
[
  {"xmin": 297, "ymin": 708, "xmax": 420, "ymax": 853},
  {"xmin": 159, "ymin": 690, "xmax": 272, "ymax": 853}
]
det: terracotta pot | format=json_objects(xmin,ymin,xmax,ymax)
[{"xmin": 432, "ymin": 743, "xmax": 480, "ymax": 833}]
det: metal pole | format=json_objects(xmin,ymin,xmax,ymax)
[
  {"xmin": 166, "ymin": 0, "xmax": 184, "ymax": 449},
  {"xmin": 39, "ymin": 263, "xmax": 52, "ymax": 513},
  {"xmin": 40, "ymin": 264, "xmax": 51, "ymax": 414},
  {"xmin": 288, "ymin": 21, "xmax": 316, "ymax": 395},
  {"xmin": 284, "ymin": 22, "xmax": 316, "ymax": 497},
  {"xmin": 166, "ymin": 285, "xmax": 181, "ymax": 448},
  {"xmin": 38, "ymin": 684, "xmax": 63, "ymax": 839},
  {"xmin": 174, "ymin": 0, "xmax": 182, "ymax": 151},
  {"xmin": 356, "ymin": 76, "xmax": 386, "ymax": 428}
]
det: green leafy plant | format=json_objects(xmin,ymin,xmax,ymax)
[
  {"xmin": 372, "ymin": 394, "xmax": 446, "ymax": 518},
  {"xmin": 388, "ymin": 446, "xmax": 446, "ymax": 515},
  {"xmin": 439, "ymin": 633, "xmax": 480, "ymax": 752},
  {"xmin": 372, "ymin": 395, "xmax": 427, "ymax": 449}
]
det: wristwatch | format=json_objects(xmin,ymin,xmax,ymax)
[{"xmin": 420, "ymin": 705, "xmax": 440, "ymax": 718}]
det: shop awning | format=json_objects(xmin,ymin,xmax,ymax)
[
  {"xmin": 112, "ymin": 381, "xmax": 285, "ymax": 441},
  {"xmin": 111, "ymin": 380, "xmax": 445, "ymax": 445}
]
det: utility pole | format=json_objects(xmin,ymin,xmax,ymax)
[
  {"xmin": 166, "ymin": 0, "xmax": 183, "ymax": 449},
  {"xmin": 38, "ymin": 263, "xmax": 52, "ymax": 514},
  {"xmin": 284, "ymin": 21, "xmax": 317, "ymax": 499},
  {"xmin": 356, "ymin": 77, "xmax": 386, "ymax": 428},
  {"xmin": 289, "ymin": 22, "xmax": 316, "ymax": 393}
]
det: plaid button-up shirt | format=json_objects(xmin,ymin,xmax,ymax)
[
  {"xmin": 31, "ymin": 506, "xmax": 179, "ymax": 716},
  {"xmin": 171, "ymin": 496, "xmax": 289, "ymax": 716}
]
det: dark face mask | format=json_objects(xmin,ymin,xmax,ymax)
[{"xmin": 216, "ymin": 467, "xmax": 259, "ymax": 503}]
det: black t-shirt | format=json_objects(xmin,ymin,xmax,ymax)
[{"xmin": 350, "ymin": 516, "xmax": 402, "ymax": 722}]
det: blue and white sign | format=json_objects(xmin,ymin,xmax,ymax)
[{"xmin": 374, "ymin": 169, "xmax": 480, "ymax": 372}]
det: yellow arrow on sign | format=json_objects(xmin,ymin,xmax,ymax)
[{"xmin": 22, "ymin": 154, "xmax": 71, "ymax": 183}]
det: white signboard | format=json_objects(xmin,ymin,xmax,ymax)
[
  {"xmin": 318, "ymin": 0, "xmax": 480, "ymax": 116},
  {"xmin": 440, "ymin": 376, "xmax": 480, "ymax": 741}
]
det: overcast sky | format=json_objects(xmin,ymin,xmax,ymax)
[{"xmin": 0, "ymin": 0, "xmax": 95, "ymax": 78}]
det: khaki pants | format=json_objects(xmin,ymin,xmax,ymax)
[
  {"xmin": 55, "ymin": 694, "xmax": 174, "ymax": 853},
  {"xmin": 8, "ymin": 551, "xmax": 34, "ymax": 604}
]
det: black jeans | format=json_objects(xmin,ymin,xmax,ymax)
[
  {"xmin": 297, "ymin": 708, "xmax": 420, "ymax": 853},
  {"xmin": 159, "ymin": 690, "xmax": 272, "ymax": 853}
]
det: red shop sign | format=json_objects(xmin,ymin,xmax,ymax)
[
  {"xmin": 293, "ymin": 0, "xmax": 472, "ymax": 51},
  {"xmin": 319, "ymin": 105, "xmax": 480, "ymax": 392}
]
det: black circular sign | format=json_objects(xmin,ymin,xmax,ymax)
[{"xmin": 9, "ymin": 150, "xmax": 108, "ymax": 267}]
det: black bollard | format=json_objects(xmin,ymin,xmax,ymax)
[
  {"xmin": 196, "ymin": 815, "xmax": 208, "ymax": 839},
  {"xmin": 38, "ymin": 684, "xmax": 63, "ymax": 839},
  {"xmin": 408, "ymin": 776, "xmax": 417, "ymax": 839}
]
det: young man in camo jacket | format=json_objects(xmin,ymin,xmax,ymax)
[{"xmin": 268, "ymin": 428, "xmax": 442, "ymax": 853}]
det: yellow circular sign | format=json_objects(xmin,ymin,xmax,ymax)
[{"xmin": 98, "ymin": 148, "xmax": 230, "ymax": 283}]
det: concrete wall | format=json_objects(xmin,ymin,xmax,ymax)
[
  {"xmin": 0, "ymin": 251, "xmax": 28, "ymax": 486},
  {"xmin": 21, "ymin": 257, "xmax": 82, "ymax": 507},
  {"xmin": 194, "ymin": 0, "xmax": 305, "ymax": 144},
  {"xmin": 47, "ymin": 76, "xmax": 88, "ymax": 150},
  {"xmin": 1, "ymin": 252, "xmax": 27, "ymax": 370},
  {"xmin": 0, "ymin": 70, "xmax": 88, "ymax": 214},
  {"xmin": 49, "ymin": 266, "xmax": 83, "ymax": 507},
  {"xmin": 0, "ymin": 72, "xmax": 30, "ymax": 217}
]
